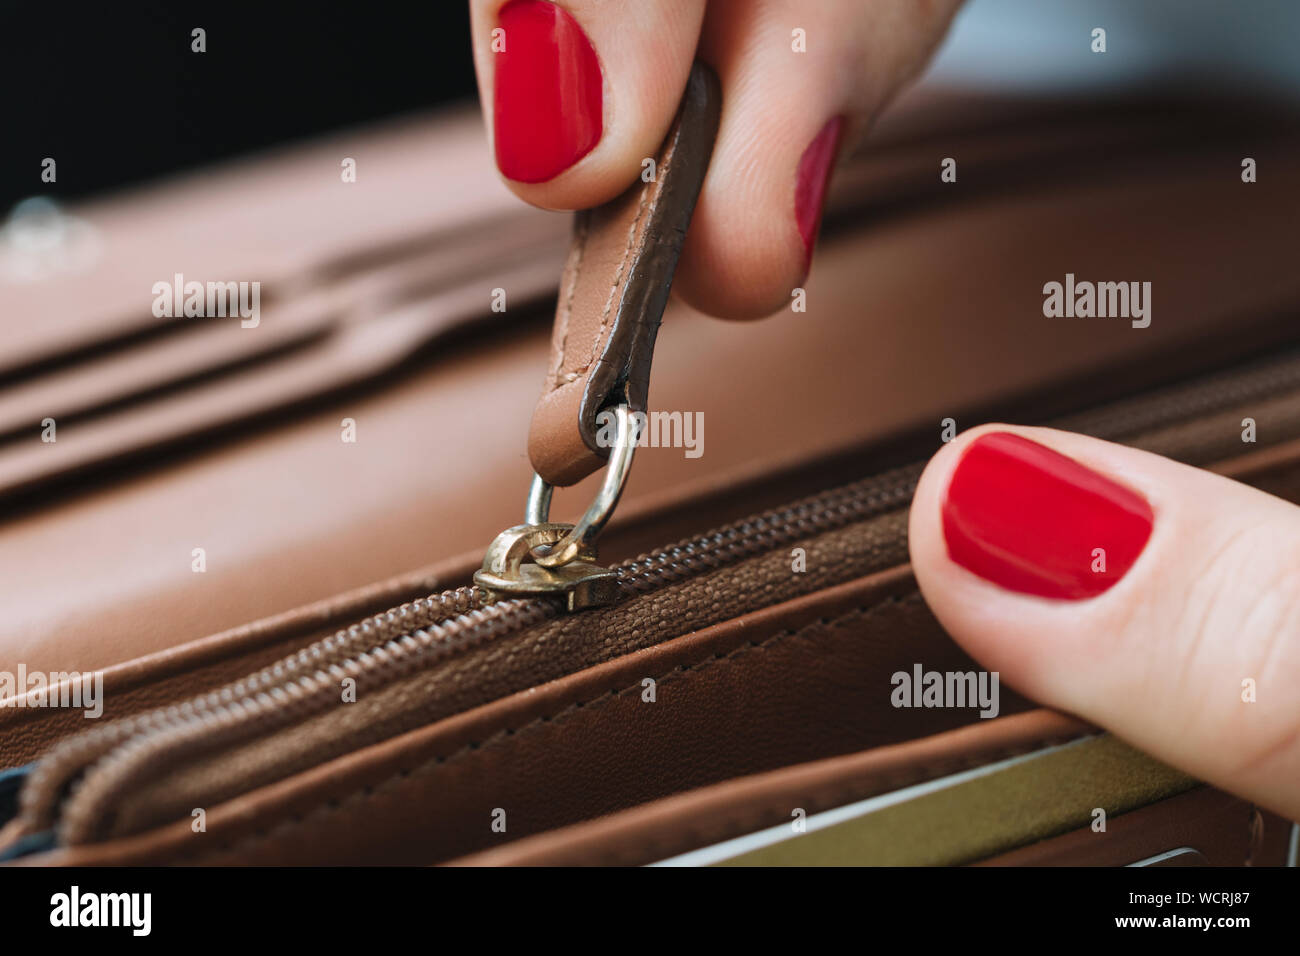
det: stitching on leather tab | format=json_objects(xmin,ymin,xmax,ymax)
[
  {"xmin": 547, "ymin": 213, "xmax": 588, "ymax": 390},
  {"xmin": 580, "ymin": 179, "xmax": 654, "ymax": 377},
  {"xmin": 546, "ymin": 126, "xmax": 681, "ymax": 394}
]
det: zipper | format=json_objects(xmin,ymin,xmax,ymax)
[
  {"xmin": 19, "ymin": 459, "xmax": 919, "ymax": 846},
  {"xmin": 13, "ymin": 344, "xmax": 1300, "ymax": 849}
]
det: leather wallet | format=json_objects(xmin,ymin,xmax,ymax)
[{"xmin": 1, "ymin": 78, "xmax": 1298, "ymax": 866}]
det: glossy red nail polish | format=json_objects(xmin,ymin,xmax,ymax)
[
  {"xmin": 942, "ymin": 433, "xmax": 1153, "ymax": 600},
  {"xmin": 493, "ymin": 0, "xmax": 603, "ymax": 184},
  {"xmin": 794, "ymin": 116, "xmax": 844, "ymax": 271}
]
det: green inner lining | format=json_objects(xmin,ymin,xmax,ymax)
[{"xmin": 717, "ymin": 735, "xmax": 1195, "ymax": 866}]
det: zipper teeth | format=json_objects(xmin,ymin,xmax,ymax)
[
  {"xmin": 616, "ymin": 463, "xmax": 920, "ymax": 593},
  {"xmin": 18, "ymin": 586, "xmax": 487, "ymax": 834},
  {"xmin": 22, "ymin": 346, "xmax": 1300, "ymax": 845},
  {"xmin": 35, "ymin": 461, "xmax": 925, "ymax": 845},
  {"xmin": 1053, "ymin": 351, "xmax": 1300, "ymax": 441},
  {"xmin": 54, "ymin": 598, "xmax": 557, "ymax": 845}
]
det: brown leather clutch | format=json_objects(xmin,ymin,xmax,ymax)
[{"xmin": 0, "ymin": 80, "xmax": 1297, "ymax": 866}]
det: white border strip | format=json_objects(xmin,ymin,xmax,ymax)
[{"xmin": 652, "ymin": 734, "xmax": 1097, "ymax": 867}]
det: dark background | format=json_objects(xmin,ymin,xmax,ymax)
[{"xmin": 1, "ymin": 1, "xmax": 479, "ymax": 210}]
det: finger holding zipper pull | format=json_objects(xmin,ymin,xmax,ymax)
[{"xmin": 469, "ymin": 0, "xmax": 707, "ymax": 207}]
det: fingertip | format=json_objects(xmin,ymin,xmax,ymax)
[
  {"xmin": 672, "ymin": 190, "xmax": 808, "ymax": 320},
  {"xmin": 908, "ymin": 424, "xmax": 1032, "ymax": 662},
  {"xmin": 471, "ymin": 0, "xmax": 706, "ymax": 210},
  {"xmin": 669, "ymin": 0, "xmax": 967, "ymax": 320},
  {"xmin": 907, "ymin": 424, "xmax": 1152, "ymax": 700},
  {"xmin": 911, "ymin": 425, "xmax": 1160, "ymax": 612},
  {"xmin": 672, "ymin": 107, "xmax": 842, "ymax": 321},
  {"xmin": 794, "ymin": 115, "xmax": 846, "ymax": 267},
  {"xmin": 499, "ymin": 154, "xmax": 656, "ymax": 212},
  {"xmin": 490, "ymin": 0, "xmax": 603, "ymax": 187},
  {"xmin": 671, "ymin": 3, "xmax": 856, "ymax": 320}
]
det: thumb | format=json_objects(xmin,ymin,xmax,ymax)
[
  {"xmin": 909, "ymin": 425, "xmax": 1300, "ymax": 822},
  {"xmin": 470, "ymin": 0, "xmax": 706, "ymax": 208}
]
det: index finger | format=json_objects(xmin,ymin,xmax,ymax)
[{"xmin": 469, "ymin": 0, "xmax": 707, "ymax": 210}]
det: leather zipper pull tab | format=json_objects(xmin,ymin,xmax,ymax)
[
  {"xmin": 527, "ymin": 62, "xmax": 722, "ymax": 487},
  {"xmin": 476, "ymin": 64, "xmax": 720, "ymax": 611}
]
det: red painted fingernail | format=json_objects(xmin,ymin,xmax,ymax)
[
  {"xmin": 794, "ymin": 116, "xmax": 844, "ymax": 271},
  {"xmin": 942, "ymin": 433, "xmax": 1153, "ymax": 600},
  {"xmin": 493, "ymin": 0, "xmax": 603, "ymax": 184}
]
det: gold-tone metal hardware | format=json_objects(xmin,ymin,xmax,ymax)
[
  {"xmin": 527, "ymin": 403, "xmax": 636, "ymax": 568},
  {"xmin": 473, "ymin": 522, "xmax": 621, "ymax": 611},
  {"xmin": 474, "ymin": 403, "xmax": 636, "ymax": 611}
]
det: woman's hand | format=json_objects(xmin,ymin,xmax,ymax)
[
  {"xmin": 469, "ymin": 1, "xmax": 1300, "ymax": 825},
  {"xmin": 909, "ymin": 425, "xmax": 1300, "ymax": 821},
  {"xmin": 469, "ymin": 0, "xmax": 962, "ymax": 318}
]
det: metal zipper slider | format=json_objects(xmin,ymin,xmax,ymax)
[{"xmin": 474, "ymin": 403, "xmax": 635, "ymax": 611}]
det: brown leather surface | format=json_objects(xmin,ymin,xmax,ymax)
[
  {"xmin": 26, "ymin": 365, "xmax": 1300, "ymax": 845},
  {"xmin": 17, "ymin": 411, "xmax": 1300, "ymax": 868},
  {"xmin": 975, "ymin": 787, "xmax": 1294, "ymax": 867},
  {"xmin": 451, "ymin": 738, "xmax": 1296, "ymax": 867},
  {"xmin": 5, "ymin": 387, "xmax": 1299, "ymax": 772},
  {"xmin": 6, "ymin": 336, "xmax": 1300, "ymax": 843},
  {"xmin": 529, "ymin": 63, "xmax": 722, "ymax": 486},
  {"xmin": 17, "ymin": 567, "xmax": 1038, "ymax": 865},
  {"xmin": 5, "ymin": 92, "xmax": 1300, "ymax": 867},
  {"xmin": 0, "ymin": 106, "xmax": 529, "ymax": 378},
  {"xmin": 4, "ymin": 92, "xmax": 1299, "ymax": 682},
  {"xmin": 453, "ymin": 710, "xmax": 1094, "ymax": 867},
  {"xmin": 0, "ymin": 552, "xmax": 477, "ymax": 767},
  {"xmin": 19, "ymin": 420, "xmax": 1300, "ymax": 864}
]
